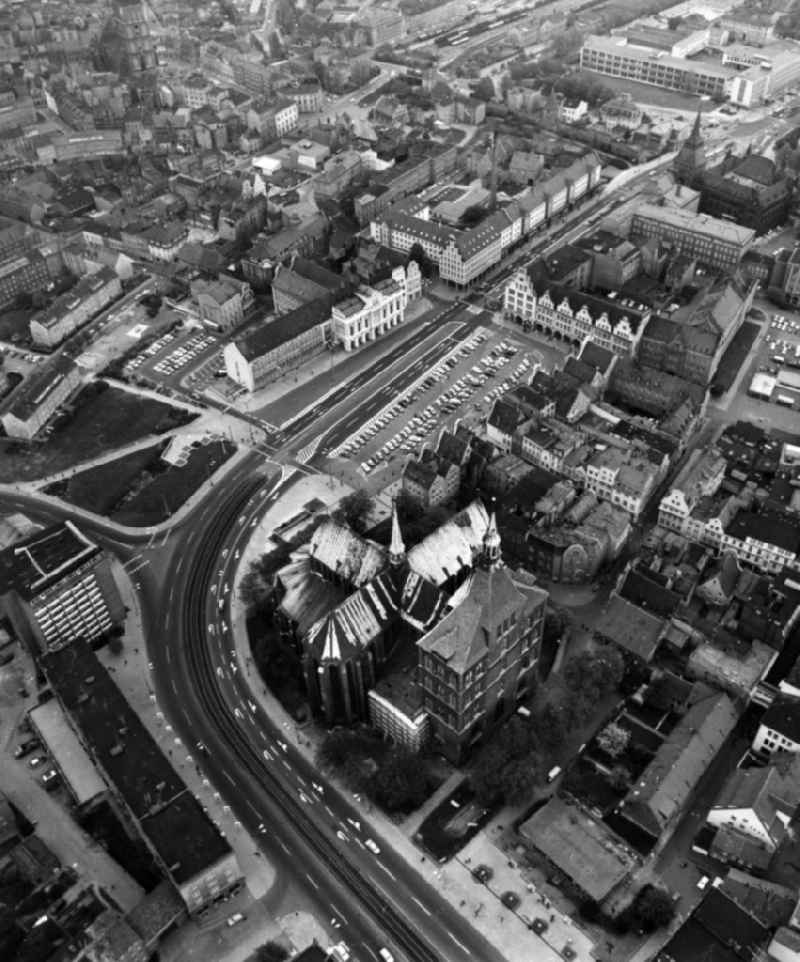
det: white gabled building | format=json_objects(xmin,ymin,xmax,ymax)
[
  {"xmin": 503, "ymin": 271, "xmax": 649, "ymax": 355},
  {"xmin": 331, "ymin": 275, "xmax": 407, "ymax": 352}
]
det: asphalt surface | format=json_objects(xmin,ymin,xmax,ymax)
[{"xmin": 142, "ymin": 466, "xmax": 508, "ymax": 962}]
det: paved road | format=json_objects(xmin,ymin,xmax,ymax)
[{"xmin": 145, "ymin": 469, "xmax": 508, "ymax": 962}]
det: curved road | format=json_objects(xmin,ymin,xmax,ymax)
[{"xmin": 143, "ymin": 468, "xmax": 508, "ymax": 962}]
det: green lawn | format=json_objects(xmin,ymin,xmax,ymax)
[
  {"xmin": 0, "ymin": 382, "xmax": 197, "ymax": 483},
  {"xmin": 0, "ymin": 307, "xmax": 34, "ymax": 342},
  {"xmin": 45, "ymin": 438, "xmax": 236, "ymax": 525}
]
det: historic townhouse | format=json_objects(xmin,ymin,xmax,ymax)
[{"xmin": 503, "ymin": 271, "xmax": 649, "ymax": 355}]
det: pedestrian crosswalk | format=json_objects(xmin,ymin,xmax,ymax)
[{"xmin": 295, "ymin": 438, "xmax": 321, "ymax": 464}]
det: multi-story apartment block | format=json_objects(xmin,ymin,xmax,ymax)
[
  {"xmin": 0, "ymin": 521, "xmax": 125, "ymax": 656},
  {"xmin": 330, "ymin": 275, "xmax": 406, "ymax": 352},
  {"xmin": 753, "ymin": 695, "xmax": 800, "ymax": 756},
  {"xmin": 768, "ymin": 246, "xmax": 800, "ymax": 306},
  {"xmin": 402, "ymin": 456, "xmax": 461, "ymax": 508},
  {"xmin": 658, "ymin": 448, "xmax": 727, "ymax": 532},
  {"xmin": 145, "ymin": 222, "xmax": 189, "ymax": 262},
  {"xmin": 30, "ymin": 268, "xmax": 122, "ymax": 348},
  {"xmin": 181, "ymin": 73, "xmax": 215, "ymax": 109},
  {"xmin": 503, "ymin": 271, "xmax": 649, "ymax": 356},
  {"xmin": 355, "ymin": 143, "xmax": 460, "ymax": 224},
  {"xmin": 288, "ymin": 82, "xmax": 324, "ymax": 114},
  {"xmin": 224, "ymin": 297, "xmax": 333, "ymax": 391},
  {"xmin": 0, "ymin": 356, "xmax": 82, "ymax": 440},
  {"xmin": 631, "ymin": 204, "xmax": 755, "ymax": 271},
  {"xmin": 372, "ymin": 154, "xmax": 602, "ymax": 287},
  {"xmin": 571, "ymin": 445, "xmax": 660, "ymax": 519},
  {"xmin": 0, "ymin": 251, "xmax": 50, "ymax": 310},
  {"xmin": 190, "ymin": 276, "xmax": 252, "ymax": 330}
]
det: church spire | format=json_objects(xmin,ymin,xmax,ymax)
[
  {"xmin": 482, "ymin": 511, "xmax": 502, "ymax": 568},
  {"xmin": 690, "ymin": 107, "xmax": 702, "ymax": 142},
  {"xmin": 389, "ymin": 502, "xmax": 405, "ymax": 566}
]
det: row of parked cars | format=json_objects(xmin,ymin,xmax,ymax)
[
  {"xmin": 15, "ymin": 731, "xmax": 59, "ymax": 791},
  {"xmin": 338, "ymin": 331, "xmax": 496, "ymax": 472}
]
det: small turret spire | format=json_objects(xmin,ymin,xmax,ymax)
[
  {"xmin": 483, "ymin": 511, "xmax": 501, "ymax": 568},
  {"xmin": 389, "ymin": 502, "xmax": 405, "ymax": 566}
]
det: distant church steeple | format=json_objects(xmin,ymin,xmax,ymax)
[
  {"xmin": 673, "ymin": 107, "xmax": 706, "ymax": 186},
  {"xmin": 482, "ymin": 512, "xmax": 502, "ymax": 568},
  {"xmin": 389, "ymin": 503, "xmax": 406, "ymax": 567}
]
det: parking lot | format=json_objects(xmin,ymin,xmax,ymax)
[
  {"xmin": 330, "ymin": 327, "xmax": 544, "ymax": 479},
  {"xmin": 746, "ymin": 309, "xmax": 800, "ymax": 411},
  {"xmin": 123, "ymin": 323, "xmax": 223, "ymax": 395}
]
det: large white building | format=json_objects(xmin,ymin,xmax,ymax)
[
  {"xmin": 225, "ymin": 265, "xmax": 416, "ymax": 390},
  {"xmin": 331, "ymin": 273, "xmax": 407, "ymax": 352}
]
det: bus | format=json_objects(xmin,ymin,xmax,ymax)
[
  {"xmin": 776, "ymin": 395, "xmax": 795, "ymax": 408},
  {"xmin": 773, "ymin": 355, "xmax": 786, "ymax": 364}
]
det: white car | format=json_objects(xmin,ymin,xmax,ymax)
[
  {"xmin": 226, "ymin": 912, "xmax": 245, "ymax": 927},
  {"xmin": 364, "ymin": 838, "xmax": 380, "ymax": 855}
]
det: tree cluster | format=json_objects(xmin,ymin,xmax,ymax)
[
  {"xmin": 332, "ymin": 489, "xmax": 374, "ymax": 534},
  {"xmin": 395, "ymin": 490, "xmax": 450, "ymax": 546},
  {"xmin": 471, "ymin": 715, "xmax": 541, "ymax": 806},
  {"xmin": 318, "ymin": 729, "xmax": 433, "ymax": 812},
  {"xmin": 474, "ymin": 640, "xmax": 623, "ymax": 810}
]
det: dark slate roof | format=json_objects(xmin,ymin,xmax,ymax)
[
  {"xmin": 488, "ymin": 398, "xmax": 525, "ymax": 435},
  {"xmin": 530, "ymin": 277, "xmax": 648, "ymax": 335},
  {"xmin": 0, "ymin": 521, "xmax": 99, "ymax": 601},
  {"xmin": 760, "ymin": 694, "xmax": 800, "ymax": 744},
  {"xmin": 233, "ymin": 296, "xmax": 333, "ymax": 360},
  {"xmin": 619, "ymin": 568, "xmax": 682, "ymax": 617}
]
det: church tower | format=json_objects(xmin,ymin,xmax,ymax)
[
  {"xmin": 389, "ymin": 504, "xmax": 406, "ymax": 567},
  {"xmin": 673, "ymin": 108, "xmax": 706, "ymax": 186},
  {"xmin": 482, "ymin": 512, "xmax": 502, "ymax": 568}
]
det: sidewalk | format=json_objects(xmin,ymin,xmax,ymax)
[
  {"xmin": 229, "ymin": 474, "xmax": 599, "ymax": 962},
  {"xmin": 100, "ymin": 560, "xmax": 277, "ymax": 903}
]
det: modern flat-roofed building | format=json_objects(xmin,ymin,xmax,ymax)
[
  {"xmin": 29, "ymin": 699, "xmax": 107, "ymax": 810},
  {"xmin": 42, "ymin": 640, "xmax": 242, "ymax": 913},
  {"xmin": 0, "ymin": 520, "xmax": 125, "ymax": 656},
  {"xmin": 581, "ymin": 35, "xmax": 730, "ymax": 100},
  {"xmin": 30, "ymin": 267, "xmax": 122, "ymax": 347},
  {"xmin": 630, "ymin": 203, "xmax": 754, "ymax": 271},
  {"xmin": 0, "ymin": 355, "xmax": 82, "ymax": 440}
]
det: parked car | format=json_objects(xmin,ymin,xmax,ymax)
[
  {"xmin": 28, "ymin": 755, "xmax": 46, "ymax": 769},
  {"xmin": 41, "ymin": 769, "xmax": 59, "ymax": 790},
  {"xmin": 14, "ymin": 740, "xmax": 37, "ymax": 759}
]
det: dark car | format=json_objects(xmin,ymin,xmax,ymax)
[{"xmin": 14, "ymin": 740, "xmax": 37, "ymax": 759}]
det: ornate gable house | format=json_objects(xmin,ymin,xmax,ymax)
[
  {"xmin": 276, "ymin": 503, "xmax": 548, "ymax": 762},
  {"xmin": 503, "ymin": 269, "xmax": 650, "ymax": 356}
]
